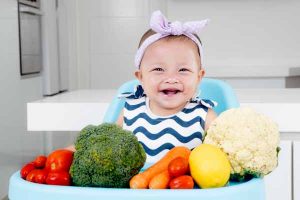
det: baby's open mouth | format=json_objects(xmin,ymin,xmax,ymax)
[{"xmin": 161, "ymin": 89, "xmax": 181, "ymax": 95}]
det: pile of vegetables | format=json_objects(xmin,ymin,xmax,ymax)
[
  {"xmin": 204, "ymin": 107, "xmax": 280, "ymax": 181},
  {"xmin": 130, "ymin": 145, "xmax": 231, "ymax": 189},
  {"xmin": 69, "ymin": 123, "xmax": 146, "ymax": 188},
  {"xmin": 130, "ymin": 146, "xmax": 194, "ymax": 189},
  {"xmin": 20, "ymin": 107, "xmax": 280, "ymax": 189},
  {"xmin": 20, "ymin": 149, "xmax": 73, "ymax": 185}
]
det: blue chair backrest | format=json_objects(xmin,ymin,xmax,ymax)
[{"xmin": 103, "ymin": 78, "xmax": 240, "ymax": 123}]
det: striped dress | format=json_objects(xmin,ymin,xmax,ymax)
[{"xmin": 120, "ymin": 85, "xmax": 217, "ymax": 163}]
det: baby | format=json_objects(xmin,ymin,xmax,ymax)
[{"xmin": 116, "ymin": 11, "xmax": 217, "ymax": 163}]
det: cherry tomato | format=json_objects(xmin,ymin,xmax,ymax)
[
  {"xmin": 33, "ymin": 155, "xmax": 47, "ymax": 168},
  {"xmin": 169, "ymin": 175, "xmax": 194, "ymax": 189},
  {"xmin": 168, "ymin": 157, "xmax": 189, "ymax": 178},
  {"xmin": 46, "ymin": 171, "xmax": 71, "ymax": 186},
  {"xmin": 45, "ymin": 149, "xmax": 73, "ymax": 172},
  {"xmin": 26, "ymin": 169, "xmax": 41, "ymax": 182},
  {"xmin": 20, "ymin": 163, "xmax": 35, "ymax": 179},
  {"xmin": 35, "ymin": 169, "xmax": 48, "ymax": 184}
]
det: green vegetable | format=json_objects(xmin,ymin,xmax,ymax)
[
  {"xmin": 230, "ymin": 171, "xmax": 263, "ymax": 182},
  {"xmin": 69, "ymin": 123, "xmax": 146, "ymax": 188}
]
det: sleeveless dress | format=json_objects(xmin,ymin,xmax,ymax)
[{"xmin": 120, "ymin": 85, "xmax": 217, "ymax": 163}]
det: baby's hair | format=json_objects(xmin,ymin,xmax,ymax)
[{"xmin": 138, "ymin": 29, "xmax": 203, "ymax": 67}]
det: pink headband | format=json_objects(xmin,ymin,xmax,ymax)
[{"xmin": 135, "ymin": 10, "xmax": 210, "ymax": 69}]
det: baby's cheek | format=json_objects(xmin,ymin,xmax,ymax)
[{"xmin": 184, "ymin": 87, "xmax": 198, "ymax": 98}]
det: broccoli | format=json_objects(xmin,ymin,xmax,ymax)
[{"xmin": 69, "ymin": 123, "xmax": 146, "ymax": 188}]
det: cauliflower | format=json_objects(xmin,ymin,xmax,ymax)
[{"xmin": 204, "ymin": 107, "xmax": 280, "ymax": 181}]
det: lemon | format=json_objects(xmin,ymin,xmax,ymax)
[{"xmin": 189, "ymin": 144, "xmax": 231, "ymax": 189}]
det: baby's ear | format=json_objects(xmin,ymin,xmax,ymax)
[
  {"xmin": 134, "ymin": 70, "xmax": 142, "ymax": 81},
  {"xmin": 198, "ymin": 69, "xmax": 205, "ymax": 81}
]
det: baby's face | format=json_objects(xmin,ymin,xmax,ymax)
[{"xmin": 135, "ymin": 37, "xmax": 205, "ymax": 116}]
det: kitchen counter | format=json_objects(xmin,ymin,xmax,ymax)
[
  {"xmin": 236, "ymin": 89, "xmax": 300, "ymax": 137},
  {"xmin": 27, "ymin": 89, "xmax": 300, "ymax": 133},
  {"xmin": 206, "ymin": 66, "xmax": 300, "ymax": 78},
  {"xmin": 27, "ymin": 90, "xmax": 116, "ymax": 131}
]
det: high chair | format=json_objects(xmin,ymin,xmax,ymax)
[
  {"xmin": 8, "ymin": 78, "xmax": 266, "ymax": 200},
  {"xmin": 103, "ymin": 78, "xmax": 240, "ymax": 123}
]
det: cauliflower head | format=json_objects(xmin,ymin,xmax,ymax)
[{"xmin": 204, "ymin": 107, "xmax": 280, "ymax": 181}]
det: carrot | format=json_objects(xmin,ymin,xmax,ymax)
[
  {"xmin": 129, "ymin": 146, "xmax": 191, "ymax": 189},
  {"xmin": 149, "ymin": 170, "xmax": 170, "ymax": 189}
]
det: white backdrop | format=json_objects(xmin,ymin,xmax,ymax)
[{"xmin": 64, "ymin": 0, "xmax": 300, "ymax": 89}]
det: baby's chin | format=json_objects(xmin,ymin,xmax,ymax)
[{"xmin": 157, "ymin": 101, "xmax": 188, "ymax": 113}]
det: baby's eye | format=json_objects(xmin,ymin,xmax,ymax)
[
  {"xmin": 152, "ymin": 67, "xmax": 164, "ymax": 72},
  {"xmin": 179, "ymin": 68, "xmax": 190, "ymax": 72}
]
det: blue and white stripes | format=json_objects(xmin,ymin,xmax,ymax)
[{"xmin": 123, "ymin": 94, "xmax": 216, "ymax": 163}]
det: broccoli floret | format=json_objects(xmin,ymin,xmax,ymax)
[
  {"xmin": 70, "ymin": 123, "xmax": 146, "ymax": 188},
  {"xmin": 74, "ymin": 125, "xmax": 102, "ymax": 151}
]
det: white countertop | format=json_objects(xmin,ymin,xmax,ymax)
[
  {"xmin": 236, "ymin": 89, "xmax": 300, "ymax": 133},
  {"xmin": 33, "ymin": 90, "xmax": 117, "ymax": 103},
  {"xmin": 27, "ymin": 89, "xmax": 300, "ymax": 132},
  {"xmin": 236, "ymin": 88, "xmax": 300, "ymax": 103},
  {"xmin": 205, "ymin": 66, "xmax": 300, "ymax": 78},
  {"xmin": 27, "ymin": 90, "xmax": 116, "ymax": 131}
]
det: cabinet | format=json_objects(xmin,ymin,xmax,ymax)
[
  {"xmin": 264, "ymin": 140, "xmax": 292, "ymax": 200},
  {"xmin": 294, "ymin": 141, "xmax": 300, "ymax": 200}
]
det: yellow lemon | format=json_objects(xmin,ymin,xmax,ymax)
[{"xmin": 189, "ymin": 144, "xmax": 231, "ymax": 188}]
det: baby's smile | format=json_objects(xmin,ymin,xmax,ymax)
[{"xmin": 160, "ymin": 88, "xmax": 182, "ymax": 97}]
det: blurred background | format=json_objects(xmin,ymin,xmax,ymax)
[{"xmin": 0, "ymin": 0, "xmax": 299, "ymax": 199}]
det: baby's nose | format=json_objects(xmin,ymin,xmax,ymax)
[{"xmin": 164, "ymin": 78, "xmax": 179, "ymax": 84}]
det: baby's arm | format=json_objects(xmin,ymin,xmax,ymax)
[
  {"xmin": 204, "ymin": 108, "xmax": 217, "ymax": 131},
  {"xmin": 65, "ymin": 145, "xmax": 76, "ymax": 152},
  {"xmin": 116, "ymin": 109, "xmax": 124, "ymax": 127}
]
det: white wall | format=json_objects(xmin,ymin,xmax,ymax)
[
  {"xmin": 0, "ymin": 0, "xmax": 44, "ymax": 198},
  {"xmin": 72, "ymin": 0, "xmax": 300, "ymax": 89},
  {"xmin": 74, "ymin": 0, "xmax": 165, "ymax": 89},
  {"xmin": 168, "ymin": 0, "xmax": 300, "ymax": 69}
]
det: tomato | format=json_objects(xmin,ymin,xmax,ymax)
[
  {"xmin": 20, "ymin": 163, "xmax": 35, "ymax": 179},
  {"xmin": 26, "ymin": 169, "xmax": 41, "ymax": 182},
  {"xmin": 45, "ymin": 149, "xmax": 73, "ymax": 172},
  {"xmin": 169, "ymin": 175, "xmax": 194, "ymax": 189},
  {"xmin": 46, "ymin": 171, "xmax": 71, "ymax": 186},
  {"xmin": 168, "ymin": 157, "xmax": 189, "ymax": 178},
  {"xmin": 33, "ymin": 155, "xmax": 47, "ymax": 168},
  {"xmin": 35, "ymin": 169, "xmax": 48, "ymax": 184}
]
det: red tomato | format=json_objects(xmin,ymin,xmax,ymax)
[
  {"xmin": 45, "ymin": 149, "xmax": 73, "ymax": 172},
  {"xmin": 33, "ymin": 155, "xmax": 47, "ymax": 168},
  {"xmin": 168, "ymin": 157, "xmax": 189, "ymax": 178},
  {"xmin": 26, "ymin": 169, "xmax": 41, "ymax": 182},
  {"xmin": 35, "ymin": 169, "xmax": 48, "ymax": 184},
  {"xmin": 169, "ymin": 175, "xmax": 194, "ymax": 189},
  {"xmin": 20, "ymin": 163, "xmax": 35, "ymax": 179},
  {"xmin": 46, "ymin": 172, "xmax": 71, "ymax": 186}
]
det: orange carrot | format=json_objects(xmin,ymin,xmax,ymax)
[
  {"xmin": 149, "ymin": 170, "xmax": 170, "ymax": 189},
  {"xmin": 129, "ymin": 146, "xmax": 191, "ymax": 189}
]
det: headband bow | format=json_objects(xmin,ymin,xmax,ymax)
[
  {"xmin": 150, "ymin": 11, "xmax": 209, "ymax": 36},
  {"xmin": 135, "ymin": 10, "xmax": 209, "ymax": 68}
]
